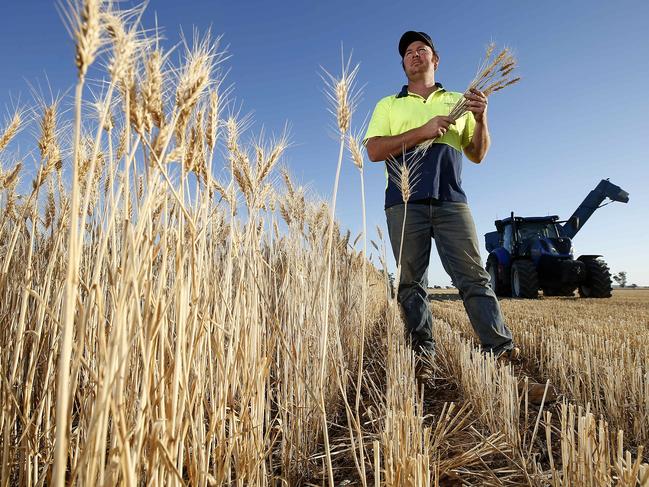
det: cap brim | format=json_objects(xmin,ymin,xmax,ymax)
[{"xmin": 398, "ymin": 31, "xmax": 433, "ymax": 57}]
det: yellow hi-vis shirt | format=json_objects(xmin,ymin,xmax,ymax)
[{"xmin": 364, "ymin": 83, "xmax": 476, "ymax": 208}]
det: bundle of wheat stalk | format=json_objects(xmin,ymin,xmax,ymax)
[
  {"xmin": 450, "ymin": 43, "xmax": 520, "ymax": 116},
  {"xmin": 414, "ymin": 42, "xmax": 520, "ymax": 158}
]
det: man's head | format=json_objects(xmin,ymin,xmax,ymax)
[{"xmin": 399, "ymin": 31, "xmax": 439, "ymax": 77}]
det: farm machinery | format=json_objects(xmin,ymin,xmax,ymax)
[{"xmin": 484, "ymin": 179, "xmax": 629, "ymax": 299}]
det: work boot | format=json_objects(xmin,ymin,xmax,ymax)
[
  {"xmin": 521, "ymin": 380, "xmax": 558, "ymax": 406},
  {"xmin": 496, "ymin": 347, "xmax": 558, "ymax": 405}
]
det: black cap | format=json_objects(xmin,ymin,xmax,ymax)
[{"xmin": 398, "ymin": 31, "xmax": 435, "ymax": 58}]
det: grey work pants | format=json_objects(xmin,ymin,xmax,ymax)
[{"xmin": 385, "ymin": 201, "xmax": 513, "ymax": 355}]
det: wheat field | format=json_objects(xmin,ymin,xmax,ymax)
[{"xmin": 0, "ymin": 1, "xmax": 647, "ymax": 485}]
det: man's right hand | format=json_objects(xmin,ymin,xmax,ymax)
[{"xmin": 420, "ymin": 116, "xmax": 455, "ymax": 139}]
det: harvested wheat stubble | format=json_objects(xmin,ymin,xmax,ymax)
[{"xmin": 429, "ymin": 289, "xmax": 648, "ymax": 476}]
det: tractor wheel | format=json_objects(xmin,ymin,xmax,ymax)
[
  {"xmin": 511, "ymin": 260, "xmax": 539, "ymax": 299},
  {"xmin": 487, "ymin": 256, "xmax": 510, "ymax": 297},
  {"xmin": 578, "ymin": 257, "xmax": 612, "ymax": 298}
]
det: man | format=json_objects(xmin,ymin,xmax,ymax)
[{"xmin": 364, "ymin": 33, "xmax": 553, "ymax": 406}]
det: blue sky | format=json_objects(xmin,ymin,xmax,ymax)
[{"xmin": 1, "ymin": 0, "xmax": 648, "ymax": 285}]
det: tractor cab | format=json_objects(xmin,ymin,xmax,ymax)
[{"xmin": 488, "ymin": 215, "xmax": 574, "ymax": 265}]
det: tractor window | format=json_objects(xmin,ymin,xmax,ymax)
[
  {"xmin": 503, "ymin": 225, "xmax": 514, "ymax": 251},
  {"xmin": 517, "ymin": 223, "xmax": 559, "ymax": 240}
]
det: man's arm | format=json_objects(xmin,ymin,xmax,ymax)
[
  {"xmin": 366, "ymin": 115, "xmax": 455, "ymax": 162},
  {"xmin": 463, "ymin": 119, "xmax": 490, "ymax": 163},
  {"xmin": 462, "ymin": 88, "xmax": 491, "ymax": 164}
]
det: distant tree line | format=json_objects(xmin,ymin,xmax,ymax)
[{"xmin": 612, "ymin": 271, "xmax": 638, "ymax": 288}]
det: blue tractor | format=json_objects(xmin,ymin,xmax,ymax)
[{"xmin": 484, "ymin": 179, "xmax": 629, "ymax": 299}]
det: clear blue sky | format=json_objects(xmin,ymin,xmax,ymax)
[{"xmin": 1, "ymin": 1, "xmax": 648, "ymax": 285}]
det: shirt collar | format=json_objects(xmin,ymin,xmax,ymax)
[{"xmin": 396, "ymin": 82, "xmax": 445, "ymax": 98}]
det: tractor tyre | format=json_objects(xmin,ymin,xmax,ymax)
[
  {"xmin": 511, "ymin": 260, "xmax": 539, "ymax": 299},
  {"xmin": 487, "ymin": 256, "xmax": 510, "ymax": 297},
  {"xmin": 578, "ymin": 257, "xmax": 612, "ymax": 298}
]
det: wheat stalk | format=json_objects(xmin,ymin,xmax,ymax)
[
  {"xmin": 59, "ymin": 0, "xmax": 103, "ymax": 79},
  {"xmin": 317, "ymin": 50, "xmax": 363, "ymax": 487},
  {"xmin": 0, "ymin": 110, "xmax": 23, "ymax": 152},
  {"xmin": 321, "ymin": 51, "xmax": 361, "ymax": 136}
]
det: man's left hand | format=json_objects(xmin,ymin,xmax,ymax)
[{"xmin": 464, "ymin": 88, "xmax": 488, "ymax": 123}]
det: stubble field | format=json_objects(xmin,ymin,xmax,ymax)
[{"xmin": 425, "ymin": 288, "xmax": 649, "ymax": 485}]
